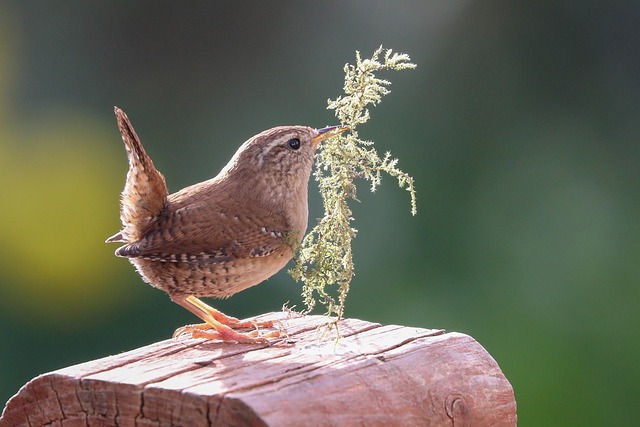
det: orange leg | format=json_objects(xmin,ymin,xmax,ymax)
[{"xmin": 171, "ymin": 295, "xmax": 279, "ymax": 343}]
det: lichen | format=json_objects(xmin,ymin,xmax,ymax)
[{"xmin": 290, "ymin": 46, "xmax": 417, "ymax": 320}]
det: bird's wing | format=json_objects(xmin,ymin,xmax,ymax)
[
  {"xmin": 111, "ymin": 107, "xmax": 168, "ymax": 242},
  {"xmin": 114, "ymin": 203, "xmax": 297, "ymax": 263}
]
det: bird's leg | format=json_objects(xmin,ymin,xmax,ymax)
[
  {"xmin": 171, "ymin": 295, "xmax": 279, "ymax": 343},
  {"xmin": 187, "ymin": 295, "xmax": 274, "ymax": 328}
]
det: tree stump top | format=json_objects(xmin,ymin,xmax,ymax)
[{"xmin": 1, "ymin": 312, "xmax": 516, "ymax": 426}]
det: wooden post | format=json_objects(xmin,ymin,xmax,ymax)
[{"xmin": 1, "ymin": 313, "xmax": 516, "ymax": 426}]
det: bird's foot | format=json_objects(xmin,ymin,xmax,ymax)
[
  {"xmin": 174, "ymin": 323, "xmax": 280, "ymax": 343},
  {"xmin": 171, "ymin": 295, "xmax": 280, "ymax": 343},
  {"xmin": 215, "ymin": 314, "xmax": 275, "ymax": 330}
]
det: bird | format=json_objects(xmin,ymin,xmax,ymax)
[{"xmin": 106, "ymin": 107, "xmax": 346, "ymax": 343}]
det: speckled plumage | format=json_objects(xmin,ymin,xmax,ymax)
[{"xmin": 106, "ymin": 107, "xmax": 345, "ymax": 343}]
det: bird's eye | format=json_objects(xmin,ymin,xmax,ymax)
[{"xmin": 287, "ymin": 138, "xmax": 301, "ymax": 150}]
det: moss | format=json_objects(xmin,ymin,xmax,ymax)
[{"xmin": 290, "ymin": 46, "xmax": 417, "ymax": 320}]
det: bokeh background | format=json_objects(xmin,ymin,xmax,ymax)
[{"xmin": 1, "ymin": 1, "xmax": 638, "ymax": 425}]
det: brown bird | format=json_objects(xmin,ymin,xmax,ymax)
[{"xmin": 106, "ymin": 107, "xmax": 346, "ymax": 343}]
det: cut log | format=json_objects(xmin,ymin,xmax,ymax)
[{"xmin": 0, "ymin": 312, "xmax": 516, "ymax": 426}]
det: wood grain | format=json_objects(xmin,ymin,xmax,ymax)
[{"xmin": 1, "ymin": 313, "xmax": 516, "ymax": 426}]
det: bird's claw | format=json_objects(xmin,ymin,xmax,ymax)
[{"xmin": 173, "ymin": 322, "xmax": 280, "ymax": 344}]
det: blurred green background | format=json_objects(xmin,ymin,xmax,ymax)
[{"xmin": 1, "ymin": 1, "xmax": 638, "ymax": 425}]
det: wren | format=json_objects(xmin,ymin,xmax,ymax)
[{"xmin": 106, "ymin": 107, "xmax": 346, "ymax": 343}]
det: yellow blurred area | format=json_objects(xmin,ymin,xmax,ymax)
[
  {"xmin": 0, "ymin": 6, "xmax": 127, "ymax": 325},
  {"xmin": 0, "ymin": 111, "xmax": 127, "ymax": 324}
]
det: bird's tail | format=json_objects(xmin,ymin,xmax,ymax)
[{"xmin": 107, "ymin": 107, "xmax": 168, "ymax": 243}]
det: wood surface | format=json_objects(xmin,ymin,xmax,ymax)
[{"xmin": 1, "ymin": 312, "xmax": 516, "ymax": 426}]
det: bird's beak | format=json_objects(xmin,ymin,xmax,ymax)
[{"xmin": 311, "ymin": 125, "xmax": 349, "ymax": 147}]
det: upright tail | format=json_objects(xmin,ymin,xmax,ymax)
[{"xmin": 106, "ymin": 107, "xmax": 168, "ymax": 244}]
